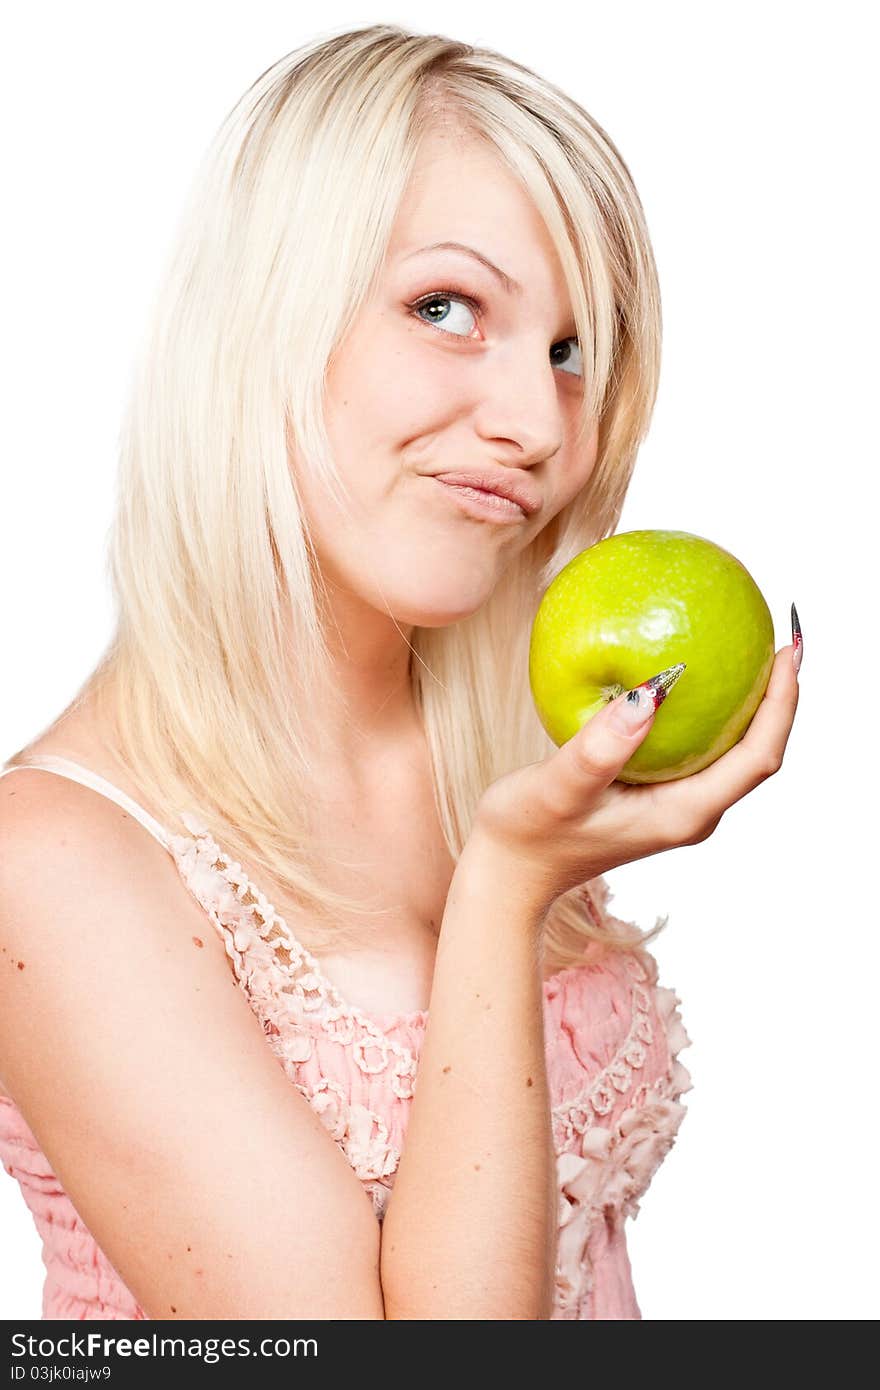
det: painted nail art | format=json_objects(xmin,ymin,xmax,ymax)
[
  {"xmin": 791, "ymin": 602, "xmax": 803, "ymax": 675},
  {"xmin": 634, "ymin": 661, "xmax": 687, "ymax": 711},
  {"xmin": 612, "ymin": 662, "xmax": 687, "ymax": 730}
]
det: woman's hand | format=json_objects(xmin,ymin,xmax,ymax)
[{"xmin": 472, "ymin": 639, "xmax": 801, "ymax": 919}]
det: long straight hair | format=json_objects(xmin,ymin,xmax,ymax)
[{"xmin": 9, "ymin": 24, "xmax": 667, "ymax": 966}]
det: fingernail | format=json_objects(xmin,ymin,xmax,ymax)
[
  {"xmin": 610, "ymin": 662, "xmax": 687, "ymax": 732},
  {"xmin": 791, "ymin": 602, "xmax": 803, "ymax": 675}
]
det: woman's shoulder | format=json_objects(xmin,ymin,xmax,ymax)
[
  {"xmin": 0, "ymin": 736, "xmax": 176, "ymax": 892},
  {"xmin": 2, "ymin": 700, "xmax": 169, "ymax": 825},
  {"xmin": 0, "ymin": 705, "xmax": 217, "ymax": 945},
  {"xmin": 0, "ymin": 723, "xmax": 233, "ymax": 1105}
]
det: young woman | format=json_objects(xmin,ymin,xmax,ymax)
[{"xmin": 0, "ymin": 24, "xmax": 801, "ymax": 1320}]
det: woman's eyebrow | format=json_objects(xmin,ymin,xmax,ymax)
[{"xmin": 401, "ymin": 241, "xmax": 524, "ymax": 298}]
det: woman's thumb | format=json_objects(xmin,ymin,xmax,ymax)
[
  {"xmin": 603, "ymin": 664, "xmax": 686, "ymax": 739},
  {"xmin": 552, "ymin": 663, "xmax": 687, "ymax": 809},
  {"xmin": 606, "ymin": 663, "xmax": 687, "ymax": 735}
]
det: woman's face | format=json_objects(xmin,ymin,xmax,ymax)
[{"xmin": 296, "ymin": 127, "xmax": 600, "ymax": 630}]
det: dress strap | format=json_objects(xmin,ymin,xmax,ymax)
[{"xmin": 0, "ymin": 756, "xmax": 173, "ymax": 852}]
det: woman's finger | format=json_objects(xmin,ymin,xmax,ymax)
[
  {"xmin": 660, "ymin": 643, "xmax": 800, "ymax": 822},
  {"xmin": 548, "ymin": 664, "xmax": 685, "ymax": 818}
]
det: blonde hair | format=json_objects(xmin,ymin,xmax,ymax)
[{"xmin": 9, "ymin": 23, "xmax": 667, "ymax": 967}]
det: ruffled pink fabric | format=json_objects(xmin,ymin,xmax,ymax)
[
  {"xmin": 0, "ymin": 813, "xmax": 693, "ymax": 1320},
  {"xmin": 0, "ymin": 1101, "xmax": 145, "ymax": 1320}
]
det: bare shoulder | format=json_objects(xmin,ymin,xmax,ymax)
[
  {"xmin": 3, "ymin": 695, "xmax": 171, "ymax": 827},
  {"xmin": 0, "ymin": 760, "xmax": 384, "ymax": 1317},
  {"xmin": 1, "ymin": 753, "xmax": 164, "ymax": 851},
  {"xmin": 0, "ymin": 763, "xmax": 229, "ymax": 1101},
  {"xmin": 0, "ymin": 757, "xmax": 188, "ymax": 913}
]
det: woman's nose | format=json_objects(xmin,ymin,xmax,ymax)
[{"xmin": 473, "ymin": 345, "xmax": 565, "ymax": 464}]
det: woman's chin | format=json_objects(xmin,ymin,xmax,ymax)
[{"xmin": 390, "ymin": 585, "xmax": 496, "ymax": 629}]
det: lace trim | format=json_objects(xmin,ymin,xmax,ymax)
[
  {"xmin": 552, "ymin": 975, "xmax": 694, "ymax": 1318},
  {"xmin": 551, "ymin": 952, "xmax": 660, "ymax": 1150},
  {"xmin": 167, "ymin": 815, "xmax": 419, "ymax": 1096},
  {"xmin": 362, "ymin": 1179, "xmax": 393, "ymax": 1223},
  {"xmin": 165, "ymin": 818, "xmax": 420, "ymax": 1186},
  {"xmin": 291, "ymin": 1077, "xmax": 401, "ymax": 1193},
  {"xmin": 166, "ymin": 818, "xmax": 693, "ymax": 1211}
]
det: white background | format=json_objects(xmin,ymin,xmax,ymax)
[{"xmin": 1, "ymin": 0, "xmax": 876, "ymax": 1321}]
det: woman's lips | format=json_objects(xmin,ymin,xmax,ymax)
[{"xmin": 433, "ymin": 478, "xmax": 527, "ymax": 522}]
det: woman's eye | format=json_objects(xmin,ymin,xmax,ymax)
[
  {"xmin": 550, "ymin": 338, "xmax": 584, "ymax": 378},
  {"xmin": 411, "ymin": 292, "xmax": 583, "ymax": 377},
  {"xmin": 412, "ymin": 292, "xmax": 479, "ymax": 339}
]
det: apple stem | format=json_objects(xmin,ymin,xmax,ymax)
[{"xmin": 604, "ymin": 683, "xmax": 627, "ymax": 704}]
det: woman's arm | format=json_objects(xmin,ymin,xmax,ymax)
[
  {"xmin": 0, "ymin": 772, "xmax": 385, "ymax": 1320},
  {"xmin": 379, "ymin": 832, "xmax": 558, "ymax": 1320},
  {"xmin": 382, "ymin": 644, "xmax": 801, "ymax": 1319}
]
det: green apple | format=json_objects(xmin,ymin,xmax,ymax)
[{"xmin": 528, "ymin": 529, "xmax": 776, "ymax": 783}]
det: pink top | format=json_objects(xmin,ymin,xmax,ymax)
[{"xmin": 0, "ymin": 756, "xmax": 693, "ymax": 1321}]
